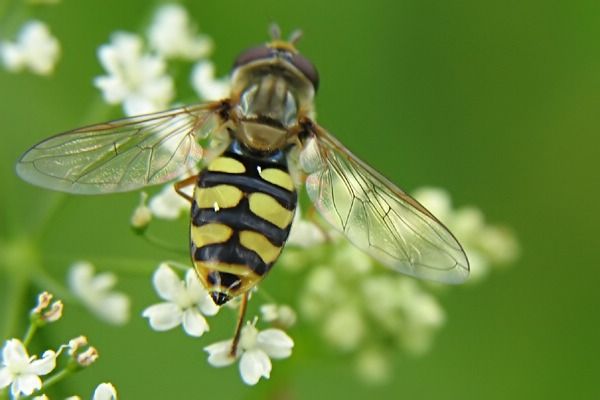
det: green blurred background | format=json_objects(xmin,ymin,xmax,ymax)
[{"xmin": 1, "ymin": 0, "xmax": 598, "ymax": 398}]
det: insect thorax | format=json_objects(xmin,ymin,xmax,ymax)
[
  {"xmin": 190, "ymin": 139, "xmax": 298, "ymax": 305},
  {"xmin": 230, "ymin": 54, "xmax": 316, "ymax": 152}
]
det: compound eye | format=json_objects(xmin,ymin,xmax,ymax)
[
  {"xmin": 290, "ymin": 53, "xmax": 319, "ymax": 92},
  {"xmin": 232, "ymin": 46, "xmax": 274, "ymax": 69}
]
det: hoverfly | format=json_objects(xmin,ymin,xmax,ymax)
[{"xmin": 16, "ymin": 26, "xmax": 469, "ymax": 353}]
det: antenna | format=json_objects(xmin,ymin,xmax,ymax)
[
  {"xmin": 289, "ymin": 29, "xmax": 303, "ymax": 45},
  {"xmin": 269, "ymin": 23, "xmax": 282, "ymax": 40}
]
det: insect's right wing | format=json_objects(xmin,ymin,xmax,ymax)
[
  {"xmin": 299, "ymin": 123, "xmax": 469, "ymax": 284},
  {"xmin": 16, "ymin": 103, "xmax": 227, "ymax": 194}
]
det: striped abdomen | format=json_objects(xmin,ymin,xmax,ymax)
[{"xmin": 190, "ymin": 140, "xmax": 297, "ymax": 305}]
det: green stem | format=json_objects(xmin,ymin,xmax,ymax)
[
  {"xmin": 40, "ymin": 367, "xmax": 73, "ymax": 389},
  {"xmin": 141, "ymin": 231, "xmax": 187, "ymax": 254},
  {"xmin": 21, "ymin": 366, "xmax": 76, "ymax": 399},
  {"xmin": 21, "ymin": 320, "xmax": 38, "ymax": 347}
]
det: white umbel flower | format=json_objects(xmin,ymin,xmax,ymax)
[
  {"xmin": 142, "ymin": 264, "xmax": 219, "ymax": 337},
  {"xmin": 0, "ymin": 20, "xmax": 60, "ymax": 75},
  {"xmin": 260, "ymin": 303, "xmax": 297, "ymax": 329},
  {"xmin": 68, "ymin": 261, "xmax": 130, "ymax": 325},
  {"xmin": 148, "ymin": 4, "xmax": 213, "ymax": 60},
  {"xmin": 191, "ymin": 61, "xmax": 230, "ymax": 101},
  {"xmin": 148, "ymin": 184, "xmax": 191, "ymax": 220},
  {"xmin": 204, "ymin": 321, "xmax": 294, "ymax": 385},
  {"xmin": 93, "ymin": 382, "xmax": 117, "ymax": 400},
  {"xmin": 286, "ymin": 208, "xmax": 326, "ymax": 248},
  {"xmin": 0, "ymin": 339, "xmax": 57, "ymax": 397},
  {"xmin": 94, "ymin": 32, "xmax": 174, "ymax": 116},
  {"xmin": 413, "ymin": 186, "xmax": 519, "ymax": 281}
]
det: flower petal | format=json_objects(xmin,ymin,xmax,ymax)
[
  {"xmin": 204, "ymin": 340, "xmax": 236, "ymax": 367},
  {"xmin": 191, "ymin": 61, "xmax": 230, "ymax": 101},
  {"xmin": 181, "ymin": 309, "xmax": 209, "ymax": 337},
  {"xmin": 153, "ymin": 264, "xmax": 184, "ymax": 301},
  {"xmin": 0, "ymin": 367, "xmax": 13, "ymax": 388},
  {"xmin": 148, "ymin": 185, "xmax": 189, "ymax": 220},
  {"xmin": 93, "ymin": 382, "xmax": 117, "ymax": 400},
  {"xmin": 12, "ymin": 373, "xmax": 42, "ymax": 396},
  {"xmin": 184, "ymin": 269, "xmax": 219, "ymax": 316},
  {"xmin": 91, "ymin": 293, "xmax": 131, "ymax": 325},
  {"xmin": 142, "ymin": 302, "xmax": 182, "ymax": 331},
  {"xmin": 257, "ymin": 329, "xmax": 294, "ymax": 359},
  {"xmin": 68, "ymin": 261, "xmax": 94, "ymax": 296},
  {"xmin": 28, "ymin": 350, "xmax": 56, "ymax": 375},
  {"xmin": 239, "ymin": 349, "xmax": 271, "ymax": 385},
  {"xmin": 2, "ymin": 338, "xmax": 29, "ymax": 365}
]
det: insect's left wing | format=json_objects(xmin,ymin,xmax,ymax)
[
  {"xmin": 300, "ymin": 124, "xmax": 469, "ymax": 284},
  {"xmin": 16, "ymin": 103, "xmax": 224, "ymax": 194}
]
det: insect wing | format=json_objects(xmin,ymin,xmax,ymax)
[
  {"xmin": 300, "ymin": 125, "xmax": 469, "ymax": 283},
  {"xmin": 16, "ymin": 103, "xmax": 222, "ymax": 194}
]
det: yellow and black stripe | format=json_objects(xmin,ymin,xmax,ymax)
[{"xmin": 190, "ymin": 140, "xmax": 297, "ymax": 305}]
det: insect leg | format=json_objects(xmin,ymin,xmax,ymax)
[
  {"xmin": 173, "ymin": 175, "xmax": 198, "ymax": 202},
  {"xmin": 229, "ymin": 291, "xmax": 249, "ymax": 357}
]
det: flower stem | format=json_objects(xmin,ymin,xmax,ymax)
[
  {"xmin": 21, "ymin": 321, "xmax": 39, "ymax": 347},
  {"xmin": 39, "ymin": 366, "xmax": 74, "ymax": 392},
  {"xmin": 141, "ymin": 231, "xmax": 187, "ymax": 254}
]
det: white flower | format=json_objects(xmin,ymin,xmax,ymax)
[
  {"xmin": 411, "ymin": 187, "xmax": 452, "ymax": 222},
  {"xmin": 0, "ymin": 20, "xmax": 60, "ymax": 75},
  {"xmin": 142, "ymin": 264, "xmax": 219, "ymax": 336},
  {"xmin": 322, "ymin": 305, "xmax": 365, "ymax": 352},
  {"xmin": 191, "ymin": 61, "xmax": 230, "ymax": 100},
  {"xmin": 286, "ymin": 208, "xmax": 326, "ymax": 248},
  {"xmin": 94, "ymin": 32, "xmax": 174, "ymax": 115},
  {"xmin": 93, "ymin": 382, "xmax": 117, "ymax": 400},
  {"xmin": 204, "ymin": 321, "xmax": 293, "ymax": 385},
  {"xmin": 413, "ymin": 186, "xmax": 519, "ymax": 282},
  {"xmin": 148, "ymin": 4, "xmax": 213, "ymax": 60},
  {"xmin": 354, "ymin": 347, "xmax": 391, "ymax": 384},
  {"xmin": 130, "ymin": 192, "xmax": 152, "ymax": 230},
  {"xmin": 31, "ymin": 291, "xmax": 63, "ymax": 323},
  {"xmin": 0, "ymin": 339, "xmax": 57, "ymax": 397},
  {"xmin": 148, "ymin": 184, "xmax": 190, "ymax": 220},
  {"xmin": 68, "ymin": 261, "xmax": 130, "ymax": 325},
  {"xmin": 260, "ymin": 303, "xmax": 297, "ymax": 329}
]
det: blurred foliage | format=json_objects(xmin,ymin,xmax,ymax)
[{"xmin": 0, "ymin": 0, "xmax": 598, "ymax": 398}]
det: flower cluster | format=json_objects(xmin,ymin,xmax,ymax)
[
  {"xmin": 68, "ymin": 261, "xmax": 131, "ymax": 325},
  {"xmin": 275, "ymin": 187, "xmax": 518, "ymax": 383},
  {"xmin": 0, "ymin": 20, "xmax": 60, "ymax": 76},
  {"xmin": 94, "ymin": 3, "xmax": 229, "ymax": 116},
  {"xmin": 140, "ymin": 263, "xmax": 295, "ymax": 385},
  {"xmin": 413, "ymin": 187, "xmax": 519, "ymax": 281},
  {"xmin": 0, "ymin": 292, "xmax": 117, "ymax": 399},
  {"xmin": 0, "ymin": 338, "xmax": 57, "ymax": 397},
  {"xmin": 142, "ymin": 263, "xmax": 219, "ymax": 337},
  {"xmin": 204, "ymin": 319, "xmax": 294, "ymax": 385}
]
